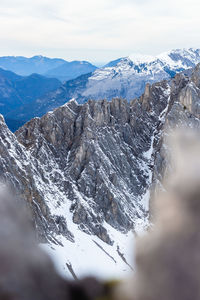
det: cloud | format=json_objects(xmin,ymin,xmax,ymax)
[{"xmin": 0, "ymin": 0, "xmax": 199, "ymax": 63}]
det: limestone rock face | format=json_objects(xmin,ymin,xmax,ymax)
[
  {"xmin": 191, "ymin": 63, "xmax": 200, "ymax": 88},
  {"xmin": 178, "ymin": 65, "xmax": 200, "ymax": 116},
  {"xmin": 0, "ymin": 63, "xmax": 200, "ymax": 278},
  {"xmin": 16, "ymin": 88, "xmax": 169, "ymax": 238},
  {"xmin": 0, "ymin": 77, "xmax": 171, "ymax": 277},
  {"xmin": 150, "ymin": 63, "xmax": 200, "ymax": 212}
]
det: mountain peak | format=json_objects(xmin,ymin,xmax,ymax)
[
  {"xmin": 128, "ymin": 48, "xmax": 200, "ymax": 66},
  {"xmin": 129, "ymin": 53, "xmax": 156, "ymax": 64}
]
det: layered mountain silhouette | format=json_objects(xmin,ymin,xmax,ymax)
[{"xmin": 0, "ymin": 55, "xmax": 97, "ymax": 81}]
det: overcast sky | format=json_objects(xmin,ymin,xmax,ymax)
[{"xmin": 0, "ymin": 0, "xmax": 200, "ymax": 65}]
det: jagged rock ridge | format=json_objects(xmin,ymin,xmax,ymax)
[
  {"xmin": 0, "ymin": 63, "xmax": 200, "ymax": 278},
  {"xmin": 0, "ymin": 83, "xmax": 171, "ymax": 278}
]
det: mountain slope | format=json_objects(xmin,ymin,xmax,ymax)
[
  {"xmin": 17, "ymin": 63, "xmax": 200, "ymax": 278},
  {"xmin": 6, "ymin": 48, "xmax": 200, "ymax": 130},
  {"xmin": 0, "ymin": 63, "xmax": 200, "ymax": 279},
  {"xmin": 5, "ymin": 72, "xmax": 91, "ymax": 127},
  {"xmin": 83, "ymin": 48, "xmax": 200, "ymax": 100},
  {"xmin": 0, "ymin": 68, "xmax": 61, "ymax": 130},
  {"xmin": 0, "ymin": 79, "xmax": 172, "ymax": 278},
  {"xmin": 0, "ymin": 68, "xmax": 23, "ymax": 114},
  {"xmin": 45, "ymin": 61, "xmax": 97, "ymax": 82},
  {"xmin": 0, "ymin": 68, "xmax": 61, "ymax": 112}
]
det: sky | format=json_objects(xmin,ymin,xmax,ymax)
[{"xmin": 0, "ymin": 0, "xmax": 200, "ymax": 65}]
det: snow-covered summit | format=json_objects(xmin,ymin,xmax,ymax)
[
  {"xmin": 156, "ymin": 48, "xmax": 200, "ymax": 68},
  {"xmin": 82, "ymin": 48, "xmax": 200, "ymax": 101},
  {"xmin": 129, "ymin": 53, "xmax": 156, "ymax": 64},
  {"xmin": 129, "ymin": 48, "xmax": 200, "ymax": 68}
]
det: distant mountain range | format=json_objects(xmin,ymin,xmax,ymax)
[
  {"xmin": 0, "ymin": 55, "xmax": 65, "ymax": 76},
  {"xmin": 1, "ymin": 48, "xmax": 200, "ymax": 131},
  {"xmin": 5, "ymin": 73, "xmax": 91, "ymax": 130},
  {"xmin": 0, "ymin": 55, "xmax": 97, "ymax": 82},
  {"xmin": 82, "ymin": 48, "xmax": 200, "ymax": 101}
]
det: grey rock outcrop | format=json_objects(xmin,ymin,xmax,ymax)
[
  {"xmin": 0, "ymin": 63, "xmax": 200, "ymax": 277},
  {"xmin": 150, "ymin": 63, "xmax": 200, "ymax": 212},
  {"xmin": 15, "ymin": 84, "xmax": 169, "ymax": 240}
]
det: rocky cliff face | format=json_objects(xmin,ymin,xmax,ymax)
[
  {"xmin": 16, "ymin": 83, "xmax": 169, "ymax": 234},
  {"xmin": 0, "ymin": 63, "xmax": 200, "ymax": 279},
  {"xmin": 150, "ymin": 63, "xmax": 200, "ymax": 212}
]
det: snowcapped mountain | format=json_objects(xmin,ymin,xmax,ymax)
[
  {"xmin": 83, "ymin": 48, "xmax": 200, "ymax": 100},
  {"xmin": 1, "ymin": 63, "xmax": 200, "ymax": 279},
  {"xmin": 5, "ymin": 48, "xmax": 200, "ymax": 132}
]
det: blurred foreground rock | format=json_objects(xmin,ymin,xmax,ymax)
[
  {"xmin": 132, "ymin": 130, "xmax": 200, "ymax": 300},
  {"xmin": 0, "ymin": 187, "xmax": 104, "ymax": 300}
]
